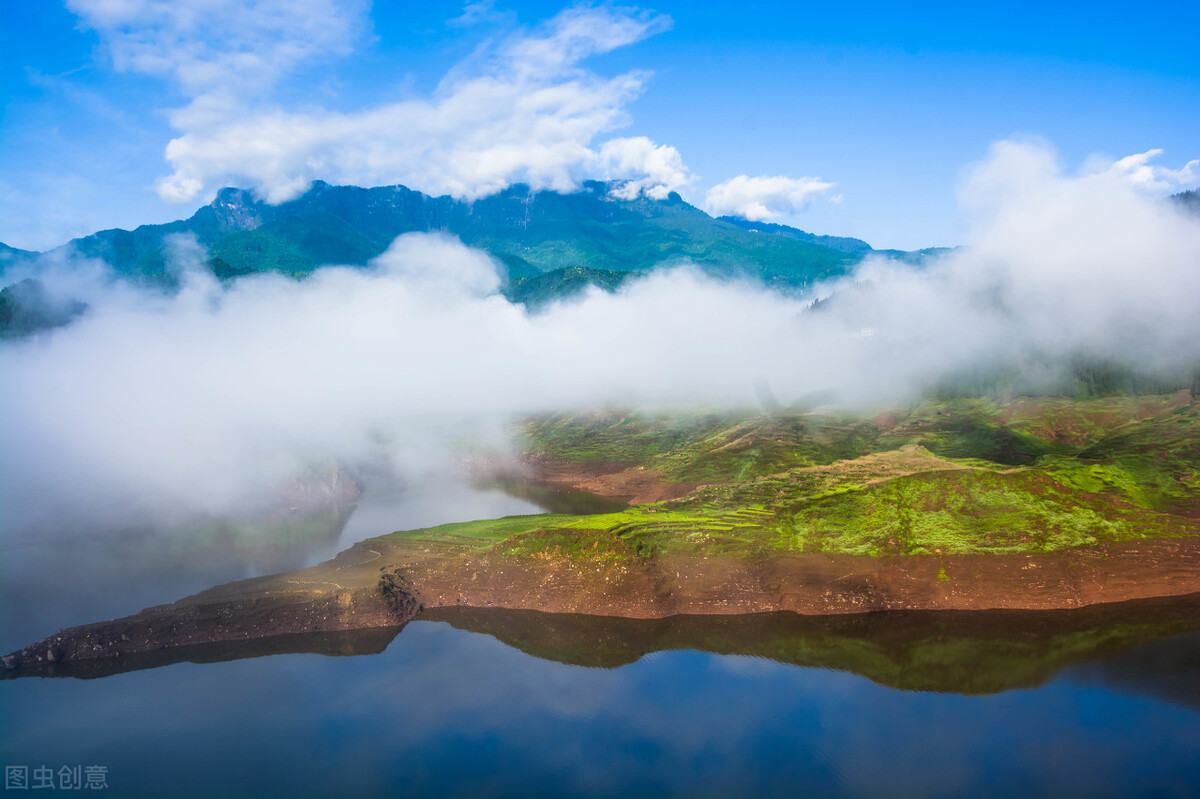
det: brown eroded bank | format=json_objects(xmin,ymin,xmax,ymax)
[{"xmin": 4, "ymin": 525, "xmax": 1199, "ymax": 676}]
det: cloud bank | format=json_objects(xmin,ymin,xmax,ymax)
[
  {"xmin": 600, "ymin": 137, "xmax": 691, "ymax": 200},
  {"xmin": 705, "ymin": 175, "xmax": 837, "ymax": 221},
  {"xmin": 69, "ymin": 2, "xmax": 689, "ymax": 205},
  {"xmin": 2, "ymin": 140, "xmax": 1199, "ymax": 537}
]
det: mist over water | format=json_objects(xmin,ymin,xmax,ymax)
[
  {"xmin": 0, "ymin": 476, "xmax": 547, "ymax": 654},
  {"xmin": 2, "ymin": 139, "xmax": 1199, "ymax": 540}
]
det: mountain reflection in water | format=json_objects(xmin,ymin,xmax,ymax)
[
  {"xmin": 421, "ymin": 598, "xmax": 1200, "ymax": 700},
  {"xmin": 17, "ymin": 593, "xmax": 1200, "ymax": 706}
]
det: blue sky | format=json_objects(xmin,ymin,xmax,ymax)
[{"xmin": 2, "ymin": 0, "xmax": 1197, "ymax": 251}]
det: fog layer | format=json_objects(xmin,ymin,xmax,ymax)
[{"xmin": 2, "ymin": 141, "xmax": 1198, "ymax": 535}]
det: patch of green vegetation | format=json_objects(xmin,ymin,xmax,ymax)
[
  {"xmin": 1042, "ymin": 457, "xmax": 1191, "ymax": 511},
  {"xmin": 654, "ymin": 415, "xmax": 882, "ymax": 483},
  {"xmin": 521, "ymin": 397, "xmax": 1196, "ymax": 491},
  {"xmin": 783, "ymin": 469, "xmax": 1183, "ymax": 556},
  {"xmin": 380, "ymin": 462, "xmax": 1193, "ymax": 563},
  {"xmin": 872, "ymin": 400, "xmax": 1054, "ymax": 464},
  {"xmin": 381, "ymin": 395, "xmax": 1199, "ymax": 562},
  {"xmin": 520, "ymin": 410, "xmax": 885, "ymax": 482},
  {"xmin": 519, "ymin": 410, "xmax": 723, "ymax": 464},
  {"xmin": 492, "ymin": 525, "xmax": 640, "ymax": 562},
  {"xmin": 1005, "ymin": 395, "xmax": 1190, "ymax": 447},
  {"xmin": 502, "ymin": 266, "xmax": 632, "ymax": 309},
  {"xmin": 874, "ymin": 395, "xmax": 1191, "ymax": 457},
  {"xmin": 1041, "ymin": 407, "xmax": 1200, "ymax": 513},
  {"xmin": 919, "ymin": 419, "xmax": 1050, "ymax": 465}
]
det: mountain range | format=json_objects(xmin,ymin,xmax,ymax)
[
  {"xmin": 0, "ymin": 181, "xmax": 935, "ymax": 308},
  {"xmin": 5, "ymin": 184, "xmax": 1194, "ymax": 329}
]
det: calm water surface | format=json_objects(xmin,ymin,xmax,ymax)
[{"xmin": 2, "ymin": 483, "xmax": 1198, "ymax": 798}]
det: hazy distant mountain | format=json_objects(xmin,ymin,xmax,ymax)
[
  {"xmin": 716, "ymin": 216, "xmax": 874, "ymax": 256},
  {"xmin": 1172, "ymin": 189, "xmax": 1199, "ymax": 215},
  {"xmin": 0, "ymin": 278, "xmax": 88, "ymax": 338},
  {"xmin": 0, "ymin": 241, "xmax": 36, "ymax": 267},
  {"xmin": 719, "ymin": 215, "xmax": 957, "ymax": 264},
  {"xmin": 4, "ymin": 180, "xmax": 966, "ymax": 311},
  {"xmin": 870, "ymin": 246, "xmax": 958, "ymax": 265}
]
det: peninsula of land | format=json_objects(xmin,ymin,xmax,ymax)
[{"xmin": 6, "ymin": 394, "xmax": 1199, "ymax": 676}]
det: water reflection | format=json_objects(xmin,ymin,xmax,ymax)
[
  {"xmin": 13, "ymin": 593, "xmax": 1200, "ymax": 703},
  {"xmin": 1, "ymin": 618, "xmax": 1197, "ymax": 798},
  {"xmin": 420, "ymin": 594, "xmax": 1200, "ymax": 697},
  {"xmin": 1063, "ymin": 628, "xmax": 1200, "ymax": 711}
]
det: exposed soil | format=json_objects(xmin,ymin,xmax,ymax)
[
  {"xmin": 520, "ymin": 456, "xmax": 697, "ymax": 504},
  {"xmin": 410, "ymin": 538, "xmax": 1200, "ymax": 617}
]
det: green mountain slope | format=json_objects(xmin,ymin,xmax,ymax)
[{"xmin": 503, "ymin": 266, "xmax": 633, "ymax": 308}]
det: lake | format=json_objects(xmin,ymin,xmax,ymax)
[{"xmin": 2, "ymin": 482, "xmax": 1198, "ymax": 798}]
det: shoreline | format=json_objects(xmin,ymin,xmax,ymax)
[{"xmin": 4, "ymin": 533, "xmax": 1199, "ymax": 677}]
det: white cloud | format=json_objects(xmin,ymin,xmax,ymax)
[
  {"xmin": 598, "ymin": 136, "xmax": 691, "ymax": 199},
  {"xmin": 67, "ymin": 0, "xmax": 369, "ymax": 127},
  {"xmin": 1103, "ymin": 148, "xmax": 1200, "ymax": 193},
  {"xmin": 70, "ymin": 2, "xmax": 681, "ymax": 206},
  {"xmin": 153, "ymin": 65, "xmax": 644, "ymax": 204},
  {"xmin": 449, "ymin": 1, "xmax": 511, "ymax": 28},
  {"xmin": 704, "ymin": 174, "xmax": 836, "ymax": 221},
  {"xmin": 493, "ymin": 5, "xmax": 668, "ymax": 80}
]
